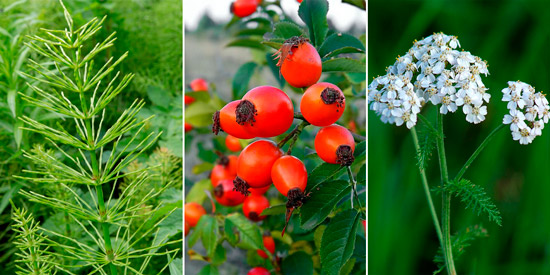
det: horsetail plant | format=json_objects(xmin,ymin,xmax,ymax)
[
  {"xmin": 12, "ymin": 1, "xmax": 181, "ymax": 274},
  {"xmin": 369, "ymin": 32, "xmax": 550, "ymax": 274}
]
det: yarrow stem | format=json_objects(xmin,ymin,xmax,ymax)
[
  {"xmin": 435, "ymin": 111, "xmax": 456, "ymax": 275},
  {"xmin": 410, "ymin": 127, "xmax": 444, "ymax": 250},
  {"xmin": 454, "ymin": 124, "xmax": 506, "ymax": 182}
]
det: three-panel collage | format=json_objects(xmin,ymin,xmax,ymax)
[{"xmin": 0, "ymin": 0, "xmax": 548, "ymax": 274}]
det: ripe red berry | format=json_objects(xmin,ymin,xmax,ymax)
[
  {"xmin": 274, "ymin": 37, "xmax": 322, "ymax": 88},
  {"xmin": 190, "ymin": 78, "xmax": 208, "ymax": 91},
  {"xmin": 185, "ymin": 122, "xmax": 193, "ymax": 132},
  {"xmin": 236, "ymin": 86, "xmax": 294, "ymax": 138},
  {"xmin": 231, "ymin": 0, "xmax": 257, "ymax": 18},
  {"xmin": 185, "ymin": 202, "xmax": 206, "ymax": 227},
  {"xmin": 243, "ymin": 195, "xmax": 270, "ymax": 222},
  {"xmin": 314, "ymin": 125, "xmax": 355, "ymax": 166},
  {"xmin": 213, "ymin": 100, "xmax": 256, "ymax": 139},
  {"xmin": 271, "ymin": 155, "xmax": 307, "ymax": 197},
  {"xmin": 210, "ymin": 155, "xmax": 238, "ymax": 187},
  {"xmin": 249, "ymin": 185, "xmax": 270, "ymax": 196},
  {"xmin": 248, "ymin": 267, "xmax": 270, "ymax": 275},
  {"xmin": 234, "ymin": 140, "xmax": 283, "ymax": 195},
  {"xmin": 214, "ymin": 179, "xmax": 246, "ymax": 206},
  {"xmin": 300, "ymin": 82, "xmax": 345, "ymax": 126},
  {"xmin": 257, "ymin": 235, "xmax": 276, "ymax": 259},
  {"xmin": 225, "ymin": 135, "xmax": 242, "ymax": 152}
]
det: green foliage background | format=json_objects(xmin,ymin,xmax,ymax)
[{"xmin": 368, "ymin": 0, "xmax": 550, "ymax": 274}]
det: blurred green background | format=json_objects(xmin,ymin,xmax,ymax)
[{"xmin": 368, "ymin": 0, "xmax": 550, "ymax": 274}]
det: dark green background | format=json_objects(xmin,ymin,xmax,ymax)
[{"xmin": 369, "ymin": 0, "xmax": 550, "ymax": 274}]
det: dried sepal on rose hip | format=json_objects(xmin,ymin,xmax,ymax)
[
  {"xmin": 243, "ymin": 194, "xmax": 270, "ymax": 222},
  {"xmin": 233, "ymin": 140, "xmax": 283, "ymax": 196},
  {"xmin": 274, "ymin": 36, "xmax": 322, "ymax": 88},
  {"xmin": 271, "ymin": 155, "xmax": 308, "ymax": 236},
  {"xmin": 214, "ymin": 179, "xmax": 246, "ymax": 206},
  {"xmin": 300, "ymin": 82, "xmax": 346, "ymax": 126},
  {"xmin": 314, "ymin": 124, "xmax": 355, "ymax": 166},
  {"xmin": 236, "ymin": 86, "xmax": 294, "ymax": 138},
  {"xmin": 212, "ymin": 100, "xmax": 256, "ymax": 139},
  {"xmin": 210, "ymin": 155, "xmax": 238, "ymax": 187}
]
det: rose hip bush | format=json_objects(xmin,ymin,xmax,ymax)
[{"xmin": 185, "ymin": 0, "xmax": 366, "ymax": 274}]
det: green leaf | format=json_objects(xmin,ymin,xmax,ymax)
[
  {"xmin": 339, "ymin": 258, "xmax": 356, "ymax": 275},
  {"xmin": 300, "ymin": 180, "xmax": 351, "ymax": 230},
  {"xmin": 261, "ymin": 204, "xmax": 286, "ymax": 216},
  {"xmin": 0, "ymin": 183, "xmax": 21, "ymax": 215},
  {"xmin": 185, "ymin": 91, "xmax": 210, "ymax": 102},
  {"xmin": 200, "ymin": 215, "xmax": 219, "ymax": 258},
  {"xmin": 354, "ymin": 140, "xmax": 366, "ymax": 158},
  {"xmin": 185, "ymin": 101, "xmax": 218, "ymax": 127},
  {"xmin": 318, "ymin": 33, "xmax": 365, "ymax": 58},
  {"xmin": 342, "ymin": 0, "xmax": 366, "ymax": 10},
  {"xmin": 442, "ymin": 179, "xmax": 502, "ymax": 226},
  {"xmin": 226, "ymin": 38, "xmax": 265, "ymax": 50},
  {"xmin": 298, "ymin": 0, "xmax": 329, "ymax": 47},
  {"xmin": 198, "ymin": 264, "xmax": 219, "ymax": 275},
  {"xmin": 314, "ymin": 225, "xmax": 326, "ymax": 249},
  {"xmin": 185, "ymin": 179, "xmax": 212, "ymax": 204},
  {"xmin": 224, "ymin": 218, "xmax": 239, "ymax": 246},
  {"xmin": 211, "ymin": 244, "xmax": 226, "ymax": 265},
  {"xmin": 192, "ymin": 162, "xmax": 215, "ymax": 175},
  {"xmin": 320, "ymin": 209, "xmax": 360, "ymax": 275},
  {"xmin": 154, "ymin": 208, "xmax": 183, "ymax": 246},
  {"xmin": 169, "ymin": 258, "xmax": 183, "ymax": 275},
  {"xmin": 322, "ymin": 58, "xmax": 366, "ymax": 73},
  {"xmin": 416, "ymin": 126, "xmax": 438, "ymax": 170},
  {"xmin": 306, "ymin": 163, "xmax": 344, "ymax": 192},
  {"xmin": 147, "ymin": 85, "xmax": 173, "ymax": 107},
  {"xmin": 232, "ymin": 62, "xmax": 257, "ymax": 99},
  {"xmin": 225, "ymin": 213, "xmax": 263, "ymax": 250},
  {"xmin": 273, "ymin": 21, "xmax": 305, "ymax": 40},
  {"xmin": 282, "ymin": 251, "xmax": 314, "ymax": 275},
  {"xmin": 262, "ymin": 40, "xmax": 284, "ymax": 50},
  {"xmin": 357, "ymin": 164, "xmax": 366, "ymax": 185},
  {"xmin": 8, "ymin": 89, "xmax": 16, "ymax": 118}
]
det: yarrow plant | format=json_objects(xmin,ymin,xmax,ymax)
[{"xmin": 369, "ymin": 32, "xmax": 550, "ymax": 275}]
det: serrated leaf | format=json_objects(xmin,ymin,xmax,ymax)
[
  {"xmin": 261, "ymin": 40, "xmax": 284, "ymax": 50},
  {"xmin": 232, "ymin": 62, "xmax": 257, "ymax": 99},
  {"xmin": 224, "ymin": 218, "xmax": 239, "ymax": 246},
  {"xmin": 306, "ymin": 163, "xmax": 344, "ymax": 192},
  {"xmin": 282, "ymin": 251, "xmax": 314, "ymax": 275},
  {"xmin": 226, "ymin": 38, "xmax": 265, "ymax": 50},
  {"xmin": 199, "ymin": 215, "xmax": 219, "ymax": 258},
  {"xmin": 211, "ymin": 244, "xmax": 226, "ymax": 265},
  {"xmin": 320, "ymin": 209, "xmax": 360, "ymax": 275},
  {"xmin": 314, "ymin": 225, "xmax": 326, "ymax": 249},
  {"xmin": 273, "ymin": 21, "xmax": 305, "ymax": 39},
  {"xmin": 261, "ymin": 204, "xmax": 286, "ymax": 216},
  {"xmin": 301, "ymin": 180, "xmax": 351, "ymax": 230},
  {"xmin": 322, "ymin": 58, "xmax": 366, "ymax": 73},
  {"xmin": 198, "ymin": 264, "xmax": 219, "ymax": 275},
  {"xmin": 187, "ymin": 215, "xmax": 205, "ymax": 247},
  {"xmin": 339, "ymin": 258, "xmax": 356, "ymax": 275},
  {"xmin": 319, "ymin": 32, "xmax": 365, "ymax": 58},
  {"xmin": 298, "ymin": 0, "xmax": 329, "ymax": 47},
  {"xmin": 416, "ymin": 126, "xmax": 438, "ymax": 170},
  {"xmin": 226, "ymin": 213, "xmax": 263, "ymax": 250},
  {"xmin": 185, "ymin": 179, "xmax": 212, "ymax": 204}
]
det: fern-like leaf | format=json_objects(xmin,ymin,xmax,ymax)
[
  {"xmin": 444, "ymin": 179, "xmax": 502, "ymax": 226},
  {"xmin": 433, "ymin": 225, "xmax": 488, "ymax": 274},
  {"xmin": 415, "ymin": 126, "xmax": 438, "ymax": 170}
]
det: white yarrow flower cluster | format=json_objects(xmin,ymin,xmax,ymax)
[
  {"xmin": 368, "ymin": 32, "xmax": 490, "ymax": 128},
  {"xmin": 502, "ymin": 81, "xmax": 550, "ymax": 145}
]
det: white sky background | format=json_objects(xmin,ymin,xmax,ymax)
[{"xmin": 184, "ymin": 0, "xmax": 366, "ymax": 32}]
